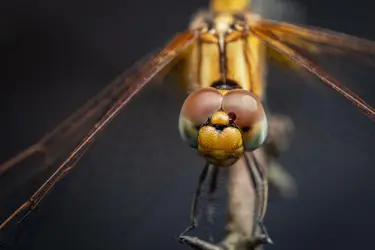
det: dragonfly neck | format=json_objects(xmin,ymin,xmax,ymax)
[{"xmin": 211, "ymin": 79, "xmax": 242, "ymax": 90}]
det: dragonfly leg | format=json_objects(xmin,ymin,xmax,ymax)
[
  {"xmin": 244, "ymin": 152, "xmax": 273, "ymax": 247},
  {"xmin": 179, "ymin": 235, "xmax": 223, "ymax": 250},
  {"xmin": 253, "ymin": 221, "xmax": 273, "ymax": 246},
  {"xmin": 179, "ymin": 162, "xmax": 211, "ymax": 243},
  {"xmin": 268, "ymin": 160, "xmax": 298, "ymax": 199},
  {"xmin": 265, "ymin": 114, "xmax": 297, "ymax": 199},
  {"xmin": 206, "ymin": 167, "xmax": 220, "ymax": 243}
]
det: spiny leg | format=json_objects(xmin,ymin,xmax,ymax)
[
  {"xmin": 179, "ymin": 162, "xmax": 211, "ymax": 243},
  {"xmin": 267, "ymin": 159, "xmax": 298, "ymax": 199},
  {"xmin": 262, "ymin": 100, "xmax": 297, "ymax": 199},
  {"xmin": 244, "ymin": 152, "xmax": 273, "ymax": 247},
  {"xmin": 266, "ymin": 114, "xmax": 297, "ymax": 199},
  {"xmin": 178, "ymin": 235, "xmax": 223, "ymax": 250},
  {"xmin": 206, "ymin": 167, "xmax": 220, "ymax": 243},
  {"xmin": 252, "ymin": 221, "xmax": 274, "ymax": 248},
  {"xmin": 251, "ymin": 152, "xmax": 273, "ymax": 246}
]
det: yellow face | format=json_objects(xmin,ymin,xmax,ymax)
[{"xmin": 179, "ymin": 87, "xmax": 268, "ymax": 167}]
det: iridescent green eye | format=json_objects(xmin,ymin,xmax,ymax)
[
  {"xmin": 222, "ymin": 89, "xmax": 268, "ymax": 151},
  {"xmin": 178, "ymin": 88, "xmax": 223, "ymax": 148}
]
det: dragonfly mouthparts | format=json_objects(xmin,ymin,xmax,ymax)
[{"xmin": 213, "ymin": 123, "xmax": 227, "ymax": 131}]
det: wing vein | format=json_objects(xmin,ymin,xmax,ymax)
[
  {"xmin": 0, "ymin": 31, "xmax": 196, "ymax": 236},
  {"xmin": 250, "ymin": 26, "xmax": 375, "ymax": 122}
]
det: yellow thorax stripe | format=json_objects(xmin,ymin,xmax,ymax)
[{"xmin": 210, "ymin": 0, "xmax": 251, "ymax": 12}]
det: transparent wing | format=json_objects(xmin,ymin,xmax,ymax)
[
  {"xmin": 0, "ymin": 30, "xmax": 196, "ymax": 241},
  {"xmin": 250, "ymin": 19, "xmax": 375, "ymax": 123},
  {"xmin": 256, "ymin": 19, "xmax": 375, "ymax": 59}
]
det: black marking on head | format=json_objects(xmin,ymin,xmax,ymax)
[
  {"xmin": 242, "ymin": 126, "xmax": 251, "ymax": 132},
  {"xmin": 213, "ymin": 124, "xmax": 227, "ymax": 131},
  {"xmin": 228, "ymin": 112, "xmax": 237, "ymax": 122},
  {"xmin": 202, "ymin": 117, "xmax": 212, "ymax": 127}
]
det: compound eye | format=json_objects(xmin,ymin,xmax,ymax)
[
  {"xmin": 179, "ymin": 88, "xmax": 223, "ymax": 148},
  {"xmin": 222, "ymin": 89, "xmax": 268, "ymax": 151}
]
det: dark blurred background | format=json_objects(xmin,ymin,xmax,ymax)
[{"xmin": 0, "ymin": 0, "xmax": 375, "ymax": 250}]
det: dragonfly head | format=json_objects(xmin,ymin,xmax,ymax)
[{"xmin": 179, "ymin": 87, "xmax": 268, "ymax": 167}]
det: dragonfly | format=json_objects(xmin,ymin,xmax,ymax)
[{"xmin": 1, "ymin": 0, "xmax": 375, "ymax": 249}]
